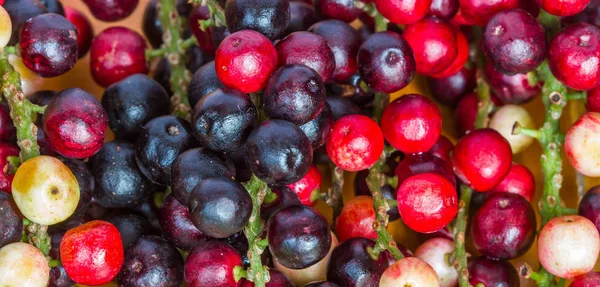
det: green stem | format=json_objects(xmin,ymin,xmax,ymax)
[
  {"xmin": 194, "ymin": 0, "xmax": 226, "ymax": 30},
  {"xmin": 372, "ymin": 92, "xmax": 390, "ymax": 124},
  {"xmin": 474, "ymin": 76, "xmax": 493, "ymax": 129},
  {"xmin": 4, "ymin": 46, "xmax": 17, "ymax": 55},
  {"xmin": 356, "ymin": 2, "xmax": 388, "ymax": 32},
  {"xmin": 326, "ymin": 164, "xmax": 344, "ymax": 230},
  {"xmin": 241, "ymin": 175, "xmax": 272, "ymax": 287},
  {"xmin": 157, "ymin": 0, "xmax": 193, "ymax": 120},
  {"xmin": 145, "ymin": 48, "xmax": 167, "ymax": 60}
]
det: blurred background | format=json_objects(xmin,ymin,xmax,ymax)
[{"xmin": 47, "ymin": 0, "xmax": 596, "ymax": 286}]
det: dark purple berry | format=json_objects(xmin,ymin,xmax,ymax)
[
  {"xmin": 106, "ymin": 212, "xmax": 153, "ymax": 250},
  {"xmin": 188, "ymin": 61, "xmax": 225, "ymax": 108},
  {"xmin": 0, "ymin": 191, "xmax": 22, "ymax": 248},
  {"xmin": 225, "ymin": 0, "xmax": 290, "ymax": 40},
  {"xmin": 326, "ymin": 237, "xmax": 393, "ymax": 286},
  {"xmin": 159, "ymin": 194, "xmax": 210, "ymax": 251},
  {"xmin": 309, "ymin": 20, "xmax": 362, "ymax": 82},
  {"xmin": 299, "ymin": 104, "xmax": 334, "ymax": 148},
  {"xmin": 286, "ymin": 1, "xmax": 319, "ymax": 35},
  {"xmin": 427, "ymin": 66, "xmax": 476, "ymax": 106}
]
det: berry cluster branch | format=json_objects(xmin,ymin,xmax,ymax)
[
  {"xmin": 0, "ymin": 50, "xmax": 51, "ymax": 257},
  {"xmin": 355, "ymin": 1, "xmax": 388, "ymax": 32},
  {"xmin": 194, "ymin": 0, "xmax": 226, "ymax": 30},
  {"xmin": 155, "ymin": 0, "xmax": 196, "ymax": 120}
]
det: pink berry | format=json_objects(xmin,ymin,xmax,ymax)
[
  {"xmin": 414, "ymin": 238, "xmax": 458, "ymax": 287},
  {"xmin": 184, "ymin": 241, "xmax": 242, "ymax": 287},
  {"xmin": 403, "ymin": 18, "xmax": 458, "ymax": 76},
  {"xmin": 571, "ymin": 272, "xmax": 600, "ymax": 287},
  {"xmin": 452, "ymin": 128, "xmax": 512, "ymax": 192},
  {"xmin": 565, "ymin": 112, "xmax": 600, "ymax": 177},
  {"xmin": 326, "ymin": 115, "xmax": 384, "ymax": 171},
  {"xmin": 335, "ymin": 196, "xmax": 377, "ymax": 242},
  {"xmin": 379, "ymin": 257, "xmax": 440, "ymax": 287},
  {"xmin": 397, "ymin": 173, "xmax": 458, "ymax": 233},
  {"xmin": 538, "ymin": 215, "xmax": 600, "ymax": 279},
  {"xmin": 287, "ymin": 165, "xmax": 322, "ymax": 206},
  {"xmin": 459, "ymin": 0, "xmax": 520, "ymax": 26},
  {"xmin": 492, "ymin": 163, "xmax": 535, "ymax": 202},
  {"xmin": 535, "ymin": 0, "xmax": 591, "ymax": 16},
  {"xmin": 374, "ymin": 0, "xmax": 432, "ymax": 25},
  {"xmin": 381, "ymin": 94, "xmax": 442, "ymax": 154},
  {"xmin": 215, "ymin": 30, "xmax": 278, "ymax": 93}
]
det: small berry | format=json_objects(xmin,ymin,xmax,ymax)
[
  {"xmin": 83, "ymin": 0, "xmax": 139, "ymax": 22},
  {"xmin": 484, "ymin": 62, "xmax": 541, "ymax": 105},
  {"xmin": 492, "ymin": 163, "xmax": 536, "ymax": 202},
  {"xmin": 374, "ymin": 0, "xmax": 432, "ymax": 25},
  {"xmin": 0, "ymin": 242, "xmax": 49, "ymax": 286},
  {"xmin": 379, "ymin": 257, "xmax": 440, "ymax": 287},
  {"xmin": 535, "ymin": 0, "xmax": 591, "ymax": 16},
  {"xmin": 566, "ymin": 112, "xmax": 600, "ymax": 177},
  {"xmin": 414, "ymin": 238, "xmax": 458, "ymax": 287},
  {"xmin": 276, "ymin": 32, "xmax": 336, "ymax": 83},
  {"xmin": 287, "ymin": 165, "xmax": 322, "ymax": 206},
  {"xmin": 314, "ymin": 0, "xmax": 361, "ymax": 23},
  {"xmin": 225, "ymin": 0, "xmax": 290, "ymax": 40},
  {"xmin": 335, "ymin": 196, "xmax": 377, "ymax": 242},
  {"xmin": 468, "ymin": 257, "xmax": 520, "ymax": 286},
  {"xmin": 459, "ymin": 0, "xmax": 520, "ymax": 26},
  {"xmin": 427, "ymin": 66, "xmax": 476, "ymax": 107},
  {"xmin": 326, "ymin": 115, "xmax": 384, "ymax": 171},
  {"xmin": 64, "ymin": 7, "xmax": 94, "ymax": 58},
  {"xmin": 403, "ymin": 18, "xmax": 458, "ymax": 76},
  {"xmin": 489, "ymin": 104, "xmax": 535, "ymax": 154},
  {"xmin": 184, "ymin": 241, "xmax": 242, "ymax": 287}
]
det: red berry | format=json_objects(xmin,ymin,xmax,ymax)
[
  {"xmin": 189, "ymin": 6, "xmax": 214, "ymax": 54},
  {"xmin": 587, "ymin": 86, "xmax": 600, "ymax": 112},
  {"xmin": 83, "ymin": 0, "xmax": 139, "ymax": 22},
  {"xmin": 394, "ymin": 152, "xmax": 456, "ymax": 189},
  {"xmin": 276, "ymin": 31, "xmax": 335, "ymax": 83},
  {"xmin": 335, "ymin": 195, "xmax": 378, "ymax": 242},
  {"xmin": 535, "ymin": 0, "xmax": 591, "ymax": 16},
  {"xmin": 184, "ymin": 241, "xmax": 242, "ymax": 287},
  {"xmin": 429, "ymin": 135, "xmax": 453, "ymax": 163},
  {"xmin": 459, "ymin": 0, "xmax": 520, "ymax": 26},
  {"xmin": 403, "ymin": 18, "xmax": 458, "ymax": 76},
  {"xmin": 314, "ymin": 0, "xmax": 361, "ymax": 23},
  {"xmin": 64, "ymin": 7, "xmax": 94, "ymax": 58},
  {"xmin": 374, "ymin": 0, "xmax": 432, "ymax": 25},
  {"xmin": 60, "ymin": 220, "xmax": 124, "ymax": 286},
  {"xmin": 549, "ymin": 23, "xmax": 600, "ymax": 90},
  {"xmin": 565, "ymin": 112, "xmax": 600, "ymax": 177},
  {"xmin": 484, "ymin": 62, "xmax": 541, "ymax": 105},
  {"xmin": 452, "ymin": 128, "xmax": 512, "ymax": 192},
  {"xmin": 468, "ymin": 257, "xmax": 520, "ymax": 286},
  {"xmin": 428, "ymin": 0, "xmax": 459, "ymax": 20},
  {"xmin": 326, "ymin": 115, "xmax": 384, "ymax": 171},
  {"xmin": 571, "ymin": 272, "xmax": 600, "ymax": 287},
  {"xmin": 381, "ymin": 94, "xmax": 442, "ymax": 153},
  {"xmin": 43, "ymin": 88, "xmax": 108, "ymax": 159},
  {"xmin": 0, "ymin": 143, "xmax": 18, "ymax": 194},
  {"xmin": 287, "ymin": 165, "xmax": 322, "ymax": 206},
  {"xmin": 492, "ymin": 163, "xmax": 535, "ymax": 202},
  {"xmin": 215, "ymin": 30, "xmax": 278, "ymax": 93},
  {"xmin": 453, "ymin": 92, "xmax": 502, "ymax": 136},
  {"xmin": 430, "ymin": 28, "xmax": 469, "ymax": 78},
  {"xmin": 90, "ymin": 27, "xmax": 148, "ymax": 88},
  {"xmin": 397, "ymin": 173, "xmax": 458, "ymax": 233}
]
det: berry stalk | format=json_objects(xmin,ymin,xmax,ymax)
[
  {"xmin": 327, "ymin": 163, "xmax": 344, "ymax": 230},
  {"xmin": 155, "ymin": 0, "xmax": 196, "ymax": 120}
]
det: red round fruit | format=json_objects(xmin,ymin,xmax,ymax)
[
  {"xmin": 587, "ymin": 86, "xmax": 600, "ymax": 112},
  {"xmin": 326, "ymin": 114, "xmax": 384, "ymax": 172},
  {"xmin": 452, "ymin": 128, "xmax": 512, "ymax": 192},
  {"xmin": 374, "ymin": 0, "xmax": 432, "ymax": 25},
  {"xmin": 287, "ymin": 165, "xmax": 322, "ymax": 206},
  {"xmin": 189, "ymin": 6, "xmax": 214, "ymax": 54},
  {"xmin": 381, "ymin": 94, "xmax": 442, "ymax": 153},
  {"xmin": 184, "ymin": 241, "xmax": 242, "ymax": 287},
  {"xmin": 276, "ymin": 31, "xmax": 335, "ymax": 83},
  {"xmin": 535, "ymin": 0, "xmax": 591, "ymax": 16},
  {"xmin": 430, "ymin": 29, "xmax": 469, "ymax": 78},
  {"xmin": 83, "ymin": 0, "xmax": 139, "ymax": 22},
  {"xmin": 0, "ymin": 143, "xmax": 18, "ymax": 194},
  {"xmin": 492, "ymin": 163, "xmax": 535, "ymax": 202},
  {"xmin": 459, "ymin": 0, "xmax": 520, "ymax": 26},
  {"xmin": 403, "ymin": 18, "xmax": 458, "ymax": 76},
  {"xmin": 90, "ymin": 27, "xmax": 148, "ymax": 88},
  {"xmin": 43, "ymin": 88, "xmax": 108, "ymax": 159},
  {"xmin": 314, "ymin": 0, "xmax": 361, "ymax": 23},
  {"xmin": 429, "ymin": 135, "xmax": 453, "ymax": 163},
  {"xmin": 394, "ymin": 152, "xmax": 456, "ymax": 188},
  {"xmin": 215, "ymin": 30, "xmax": 278, "ymax": 93},
  {"xmin": 453, "ymin": 92, "xmax": 502, "ymax": 136},
  {"xmin": 428, "ymin": 0, "xmax": 459, "ymax": 20},
  {"xmin": 335, "ymin": 195, "xmax": 377, "ymax": 242},
  {"xmin": 484, "ymin": 62, "xmax": 541, "ymax": 105},
  {"xmin": 64, "ymin": 6, "xmax": 94, "ymax": 58},
  {"xmin": 571, "ymin": 272, "xmax": 600, "ymax": 287},
  {"xmin": 548, "ymin": 23, "xmax": 600, "ymax": 91},
  {"xmin": 60, "ymin": 220, "xmax": 124, "ymax": 286},
  {"xmin": 397, "ymin": 172, "xmax": 458, "ymax": 233},
  {"xmin": 565, "ymin": 112, "xmax": 600, "ymax": 177}
]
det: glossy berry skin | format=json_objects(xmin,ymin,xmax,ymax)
[
  {"xmin": 0, "ymin": 191, "xmax": 22, "ymax": 248},
  {"xmin": 216, "ymin": 30, "xmax": 278, "ymax": 93},
  {"xmin": 135, "ymin": 115, "xmax": 198, "ymax": 186},
  {"xmin": 394, "ymin": 152, "xmax": 456, "ymax": 188},
  {"xmin": 225, "ymin": 0, "xmax": 289, "ymax": 40},
  {"xmin": 327, "ymin": 115, "xmax": 384, "ymax": 171},
  {"xmin": 314, "ymin": 0, "xmax": 361, "ymax": 22},
  {"xmin": 429, "ymin": 135, "xmax": 453, "ymax": 163},
  {"xmin": 472, "ymin": 192, "xmax": 536, "ymax": 259},
  {"xmin": 563, "ymin": 0, "xmax": 600, "ymax": 27},
  {"xmin": 379, "ymin": 257, "xmax": 440, "ymax": 287},
  {"xmin": 452, "ymin": 128, "xmax": 513, "ymax": 192},
  {"xmin": 549, "ymin": 23, "xmax": 600, "ymax": 90},
  {"xmin": 188, "ymin": 177, "xmax": 251, "ymax": 239},
  {"xmin": 276, "ymin": 32, "xmax": 335, "ymax": 83},
  {"xmin": 268, "ymin": 205, "xmax": 331, "ymax": 269},
  {"xmin": 188, "ymin": 5, "xmax": 214, "ymax": 53},
  {"xmin": 61, "ymin": 221, "xmax": 124, "ymax": 285},
  {"xmin": 430, "ymin": 29, "xmax": 469, "ymax": 78},
  {"xmin": 587, "ymin": 86, "xmax": 600, "ymax": 112},
  {"xmin": 397, "ymin": 173, "xmax": 458, "ymax": 233},
  {"xmin": 357, "ymin": 31, "xmax": 416, "ymax": 93},
  {"xmin": 0, "ymin": 242, "xmax": 50, "ymax": 287},
  {"xmin": 404, "ymin": 19, "xmax": 457, "ymax": 76},
  {"xmin": 484, "ymin": 62, "xmax": 541, "ymax": 104},
  {"xmin": 326, "ymin": 96, "xmax": 361, "ymax": 120},
  {"xmin": 459, "ymin": 0, "xmax": 520, "ymax": 25},
  {"xmin": 287, "ymin": 165, "xmax": 322, "ymax": 206},
  {"xmin": 241, "ymin": 270, "xmax": 294, "ymax": 287},
  {"xmin": 159, "ymin": 194, "xmax": 209, "ymax": 251},
  {"xmin": 538, "ymin": 215, "xmax": 600, "ymax": 279},
  {"xmin": 483, "ymin": 9, "xmax": 546, "ymax": 75},
  {"xmin": 335, "ymin": 196, "xmax": 377, "ymax": 241},
  {"xmin": 189, "ymin": 61, "xmax": 225, "ymax": 108},
  {"xmin": 246, "ymin": 119, "xmax": 313, "ymax": 185},
  {"xmin": 19, "ymin": 13, "xmax": 78, "ymax": 78},
  {"xmin": 453, "ymin": 92, "xmax": 502, "ymax": 136},
  {"xmin": 118, "ymin": 236, "xmax": 184, "ymax": 287},
  {"xmin": 428, "ymin": 66, "xmax": 476, "ymax": 106},
  {"xmin": 309, "ymin": 20, "xmax": 362, "ymax": 82},
  {"xmin": 90, "ymin": 27, "xmax": 148, "ymax": 88},
  {"xmin": 566, "ymin": 112, "xmax": 600, "ymax": 176},
  {"xmin": 171, "ymin": 148, "xmax": 234, "ymax": 206},
  {"xmin": 3, "ymin": 0, "xmax": 47, "ymax": 46},
  {"xmin": 261, "ymin": 186, "xmax": 302, "ymax": 221},
  {"xmin": 579, "ymin": 186, "xmax": 600, "ymax": 232},
  {"xmin": 106, "ymin": 213, "xmax": 153, "ymax": 250},
  {"xmin": 374, "ymin": 0, "xmax": 432, "ymax": 25},
  {"xmin": 468, "ymin": 257, "xmax": 519, "ymax": 286},
  {"xmin": 64, "ymin": 7, "xmax": 93, "ymax": 58},
  {"xmin": 90, "ymin": 141, "xmax": 157, "ymax": 208},
  {"xmin": 490, "ymin": 104, "xmax": 535, "ymax": 154},
  {"xmin": 184, "ymin": 241, "xmax": 242, "ymax": 287},
  {"xmin": 326, "ymin": 237, "xmax": 393, "ymax": 287},
  {"xmin": 571, "ymin": 272, "xmax": 600, "ymax": 287},
  {"xmin": 535, "ymin": 0, "xmax": 590, "ymax": 16},
  {"xmin": 83, "ymin": 0, "xmax": 138, "ymax": 22},
  {"xmin": 429, "ymin": 0, "xmax": 459, "ymax": 19},
  {"xmin": 414, "ymin": 238, "xmax": 457, "ymax": 287},
  {"xmin": 286, "ymin": 1, "xmax": 318, "ymax": 35},
  {"xmin": 192, "ymin": 88, "xmax": 256, "ymax": 152},
  {"xmin": 492, "ymin": 163, "xmax": 535, "ymax": 202},
  {"xmin": 0, "ymin": 143, "xmax": 18, "ymax": 194},
  {"xmin": 381, "ymin": 94, "xmax": 442, "ymax": 153},
  {"xmin": 300, "ymin": 104, "xmax": 334, "ymax": 149}
]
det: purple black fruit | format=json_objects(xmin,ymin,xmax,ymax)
[
  {"xmin": 0, "ymin": 191, "xmax": 22, "ymax": 248},
  {"xmin": 159, "ymin": 194, "xmax": 210, "ymax": 251},
  {"xmin": 326, "ymin": 237, "xmax": 393, "ymax": 286},
  {"xmin": 309, "ymin": 20, "xmax": 362, "ymax": 82},
  {"xmin": 188, "ymin": 61, "xmax": 226, "ymax": 108},
  {"xmin": 225, "ymin": 0, "xmax": 290, "ymax": 40}
]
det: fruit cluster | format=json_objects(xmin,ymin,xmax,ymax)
[{"xmin": 0, "ymin": 0, "xmax": 600, "ymax": 287}]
